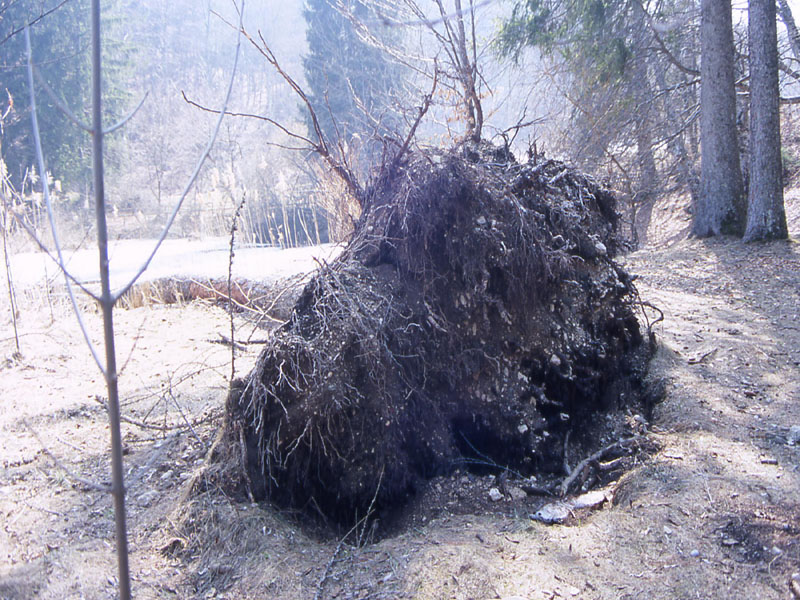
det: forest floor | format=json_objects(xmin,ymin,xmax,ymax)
[{"xmin": 1, "ymin": 207, "xmax": 800, "ymax": 599}]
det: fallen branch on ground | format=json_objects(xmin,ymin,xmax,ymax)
[{"xmin": 559, "ymin": 435, "xmax": 646, "ymax": 497}]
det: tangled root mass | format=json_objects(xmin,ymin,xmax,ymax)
[{"xmin": 226, "ymin": 144, "xmax": 650, "ymax": 527}]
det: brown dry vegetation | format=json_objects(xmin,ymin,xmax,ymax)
[{"xmin": 1, "ymin": 191, "xmax": 799, "ymax": 599}]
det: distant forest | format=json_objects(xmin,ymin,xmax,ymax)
[{"xmin": 1, "ymin": 0, "xmax": 797, "ymax": 245}]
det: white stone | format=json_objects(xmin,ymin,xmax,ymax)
[
  {"xmin": 570, "ymin": 490, "xmax": 606, "ymax": 510},
  {"xmin": 137, "ymin": 490, "xmax": 159, "ymax": 508},
  {"xmin": 508, "ymin": 487, "xmax": 527, "ymax": 501},
  {"xmin": 530, "ymin": 502, "xmax": 571, "ymax": 524},
  {"xmin": 788, "ymin": 425, "xmax": 800, "ymax": 446}
]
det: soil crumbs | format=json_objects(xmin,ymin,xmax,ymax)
[{"xmin": 1, "ymin": 234, "xmax": 799, "ymax": 600}]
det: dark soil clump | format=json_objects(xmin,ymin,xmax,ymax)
[{"xmin": 225, "ymin": 144, "xmax": 653, "ymax": 528}]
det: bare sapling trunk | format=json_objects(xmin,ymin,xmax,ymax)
[
  {"xmin": 694, "ymin": 0, "xmax": 744, "ymax": 237},
  {"xmin": 452, "ymin": 0, "xmax": 481, "ymax": 140},
  {"xmin": 88, "ymin": 2, "xmax": 132, "ymax": 597},
  {"xmin": 431, "ymin": 0, "xmax": 483, "ymax": 141},
  {"xmin": 744, "ymin": 0, "xmax": 788, "ymax": 242},
  {"xmin": 21, "ymin": 1, "xmax": 245, "ymax": 597}
]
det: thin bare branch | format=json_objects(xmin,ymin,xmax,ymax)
[
  {"xmin": 0, "ymin": 0, "xmax": 69, "ymax": 46},
  {"xmin": 251, "ymin": 27, "xmax": 362, "ymax": 200},
  {"xmin": 391, "ymin": 65, "xmax": 438, "ymax": 169},
  {"xmin": 32, "ymin": 64, "xmax": 92, "ymax": 131},
  {"xmin": 104, "ymin": 91, "xmax": 149, "ymax": 135},
  {"xmin": 23, "ymin": 420, "xmax": 112, "ymax": 493},
  {"xmin": 638, "ymin": 0, "xmax": 700, "ymax": 77},
  {"xmin": 181, "ymin": 91, "xmax": 317, "ymax": 146},
  {"xmin": 25, "ymin": 27, "xmax": 105, "ymax": 374},
  {"xmin": 332, "ymin": 0, "xmax": 433, "ymax": 79},
  {"xmin": 560, "ymin": 436, "xmax": 645, "ymax": 497},
  {"xmin": 7, "ymin": 209, "xmax": 100, "ymax": 298},
  {"xmin": 389, "ymin": 0, "xmax": 495, "ymax": 28}
]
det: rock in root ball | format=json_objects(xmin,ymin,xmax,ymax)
[{"xmin": 225, "ymin": 143, "xmax": 652, "ymax": 528}]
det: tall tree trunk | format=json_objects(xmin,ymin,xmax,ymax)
[
  {"xmin": 744, "ymin": 0, "xmax": 788, "ymax": 241},
  {"xmin": 631, "ymin": 53, "xmax": 658, "ymax": 246},
  {"xmin": 694, "ymin": 0, "xmax": 745, "ymax": 237},
  {"xmin": 777, "ymin": 0, "xmax": 800, "ymax": 62}
]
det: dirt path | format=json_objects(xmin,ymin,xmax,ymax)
[{"xmin": 1, "ymin": 236, "xmax": 799, "ymax": 600}]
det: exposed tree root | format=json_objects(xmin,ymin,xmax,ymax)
[{"xmin": 222, "ymin": 143, "xmax": 654, "ymax": 529}]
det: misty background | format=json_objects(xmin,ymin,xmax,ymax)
[{"xmin": 2, "ymin": 0, "xmax": 800, "ymax": 253}]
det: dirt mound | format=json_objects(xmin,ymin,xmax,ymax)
[{"xmin": 225, "ymin": 144, "xmax": 653, "ymax": 527}]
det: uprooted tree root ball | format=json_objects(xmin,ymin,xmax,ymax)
[{"xmin": 224, "ymin": 144, "xmax": 655, "ymax": 529}]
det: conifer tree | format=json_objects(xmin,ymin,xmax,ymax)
[
  {"xmin": 0, "ymin": 0, "xmax": 132, "ymax": 190},
  {"xmin": 302, "ymin": 0, "xmax": 401, "ymax": 160},
  {"xmin": 1, "ymin": 0, "xmax": 91, "ymax": 187},
  {"xmin": 744, "ymin": 0, "xmax": 788, "ymax": 241}
]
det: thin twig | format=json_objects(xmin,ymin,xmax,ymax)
[
  {"xmin": 23, "ymin": 420, "xmax": 111, "ymax": 493},
  {"xmin": 25, "ymin": 27, "xmax": 105, "ymax": 374},
  {"xmin": 390, "ymin": 65, "xmax": 438, "ymax": 170},
  {"xmin": 92, "ymin": 395, "xmax": 193, "ymax": 432},
  {"xmin": 7, "ymin": 209, "xmax": 99, "ymax": 298},
  {"xmin": 0, "ymin": 188, "xmax": 20, "ymax": 354},
  {"xmin": 358, "ymin": 466, "xmax": 384, "ymax": 546},
  {"xmin": 104, "ymin": 92, "xmax": 149, "ymax": 135},
  {"xmin": 166, "ymin": 389, "xmax": 205, "ymax": 448},
  {"xmin": 313, "ymin": 469, "xmax": 385, "ymax": 600},
  {"xmin": 228, "ymin": 196, "xmax": 247, "ymax": 385},
  {"xmin": 32, "ymin": 64, "xmax": 92, "ymax": 132},
  {"xmin": 0, "ymin": 0, "xmax": 70, "ymax": 46}
]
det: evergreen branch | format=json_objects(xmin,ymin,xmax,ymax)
[{"xmin": 0, "ymin": 0, "xmax": 70, "ymax": 47}]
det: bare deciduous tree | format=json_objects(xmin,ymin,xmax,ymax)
[{"xmin": 20, "ymin": 2, "xmax": 244, "ymax": 597}]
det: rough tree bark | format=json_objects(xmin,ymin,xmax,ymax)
[
  {"xmin": 777, "ymin": 0, "xmax": 800, "ymax": 62},
  {"xmin": 694, "ymin": 0, "xmax": 744, "ymax": 237},
  {"xmin": 632, "ymin": 54, "xmax": 658, "ymax": 246},
  {"xmin": 744, "ymin": 0, "xmax": 788, "ymax": 241}
]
